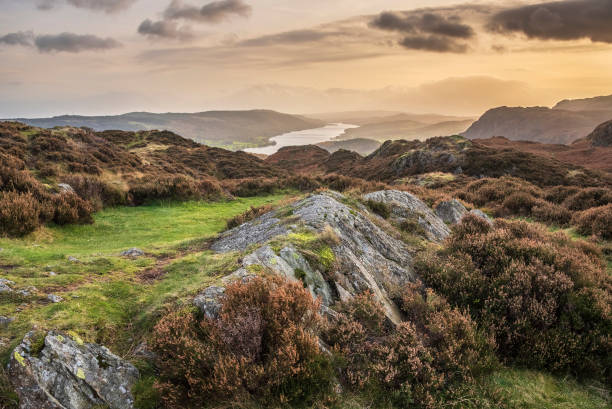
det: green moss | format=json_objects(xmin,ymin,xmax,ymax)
[
  {"xmin": 318, "ymin": 247, "xmax": 335, "ymax": 271},
  {"xmin": 29, "ymin": 331, "xmax": 46, "ymax": 358}
]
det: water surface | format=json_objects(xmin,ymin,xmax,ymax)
[{"xmin": 244, "ymin": 123, "xmax": 359, "ymax": 155}]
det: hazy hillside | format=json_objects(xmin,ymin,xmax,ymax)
[
  {"xmin": 554, "ymin": 94, "xmax": 612, "ymax": 112},
  {"xmin": 463, "ymin": 106, "xmax": 612, "ymax": 144},
  {"xmin": 309, "ymin": 111, "xmax": 470, "ymax": 126},
  {"xmin": 338, "ymin": 118, "xmax": 474, "ymax": 142},
  {"xmin": 9, "ymin": 110, "xmax": 324, "ymax": 150},
  {"xmin": 463, "ymin": 94, "xmax": 612, "ymax": 144},
  {"xmin": 317, "ymin": 138, "xmax": 381, "ymax": 155}
]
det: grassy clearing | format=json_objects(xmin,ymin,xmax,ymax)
[
  {"xmin": 486, "ymin": 369, "xmax": 610, "ymax": 409},
  {"xmin": 0, "ymin": 194, "xmax": 291, "ymax": 361}
]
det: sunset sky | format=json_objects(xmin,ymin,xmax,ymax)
[{"xmin": 1, "ymin": 0, "xmax": 612, "ymax": 117}]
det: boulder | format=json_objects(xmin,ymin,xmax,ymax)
[
  {"xmin": 470, "ymin": 209, "xmax": 494, "ymax": 225},
  {"xmin": 193, "ymin": 286, "xmax": 225, "ymax": 319},
  {"xmin": 58, "ymin": 184, "xmax": 75, "ymax": 194},
  {"xmin": 47, "ymin": 294, "xmax": 63, "ymax": 303},
  {"xmin": 0, "ymin": 316, "xmax": 14, "ymax": 328},
  {"xmin": 363, "ymin": 190, "xmax": 450, "ymax": 241},
  {"xmin": 9, "ymin": 331, "xmax": 139, "ymax": 409},
  {"xmin": 0, "ymin": 278, "xmax": 15, "ymax": 293},
  {"xmin": 120, "ymin": 248, "xmax": 145, "ymax": 258},
  {"xmin": 435, "ymin": 199, "xmax": 468, "ymax": 225},
  {"xmin": 212, "ymin": 192, "xmax": 415, "ymax": 324}
]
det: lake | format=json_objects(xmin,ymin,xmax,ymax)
[{"xmin": 244, "ymin": 123, "xmax": 359, "ymax": 155}]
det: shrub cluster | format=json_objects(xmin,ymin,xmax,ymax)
[
  {"xmin": 457, "ymin": 177, "xmax": 612, "ymax": 231},
  {"xmin": 225, "ymin": 204, "xmax": 275, "ymax": 230},
  {"xmin": 415, "ymin": 214, "xmax": 612, "ymax": 382},
  {"xmin": 322, "ymin": 288, "xmax": 495, "ymax": 408},
  {"xmin": 129, "ymin": 175, "xmax": 224, "ymax": 205},
  {"xmin": 150, "ymin": 276, "xmax": 334, "ymax": 408},
  {"xmin": 572, "ymin": 204, "xmax": 612, "ymax": 239}
]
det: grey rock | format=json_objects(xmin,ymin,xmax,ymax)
[
  {"xmin": 435, "ymin": 199, "xmax": 468, "ymax": 225},
  {"xmin": 364, "ymin": 190, "xmax": 450, "ymax": 241},
  {"xmin": 48, "ymin": 271, "xmax": 58, "ymax": 277},
  {"xmin": 58, "ymin": 183, "xmax": 75, "ymax": 194},
  {"xmin": 212, "ymin": 212, "xmax": 288, "ymax": 253},
  {"xmin": 47, "ymin": 294, "xmax": 63, "ymax": 303},
  {"xmin": 67, "ymin": 256, "xmax": 80, "ymax": 263},
  {"xmin": 0, "ymin": 278, "xmax": 14, "ymax": 293},
  {"xmin": 193, "ymin": 286, "xmax": 225, "ymax": 319},
  {"xmin": 470, "ymin": 209, "xmax": 494, "ymax": 225},
  {"xmin": 9, "ymin": 331, "xmax": 139, "ymax": 409},
  {"xmin": 0, "ymin": 316, "xmax": 14, "ymax": 328},
  {"xmin": 120, "ymin": 248, "xmax": 145, "ymax": 258},
  {"xmin": 211, "ymin": 192, "xmax": 415, "ymax": 324}
]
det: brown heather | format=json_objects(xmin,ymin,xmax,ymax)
[
  {"xmin": 415, "ymin": 214, "xmax": 612, "ymax": 382},
  {"xmin": 322, "ymin": 288, "xmax": 495, "ymax": 408},
  {"xmin": 150, "ymin": 276, "xmax": 334, "ymax": 408}
]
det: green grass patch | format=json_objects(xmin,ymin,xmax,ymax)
[
  {"xmin": 486, "ymin": 368, "xmax": 610, "ymax": 409},
  {"xmin": 0, "ymin": 195, "xmax": 290, "ymax": 362}
]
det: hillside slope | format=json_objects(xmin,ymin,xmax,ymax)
[
  {"xmin": 339, "ymin": 118, "xmax": 473, "ymax": 142},
  {"xmin": 463, "ymin": 106, "xmax": 611, "ymax": 144},
  {"xmin": 9, "ymin": 110, "xmax": 324, "ymax": 150}
]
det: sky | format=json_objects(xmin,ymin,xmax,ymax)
[{"xmin": 1, "ymin": 0, "xmax": 612, "ymax": 117}]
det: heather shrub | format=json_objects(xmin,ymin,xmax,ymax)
[
  {"xmin": 0, "ymin": 191, "xmax": 41, "ymax": 237},
  {"xmin": 62, "ymin": 174, "xmax": 128, "ymax": 208},
  {"xmin": 562, "ymin": 187, "xmax": 612, "ymax": 211},
  {"xmin": 222, "ymin": 177, "xmax": 279, "ymax": 197},
  {"xmin": 150, "ymin": 276, "xmax": 334, "ymax": 408},
  {"xmin": 323, "ymin": 289, "xmax": 495, "ymax": 408},
  {"xmin": 129, "ymin": 175, "xmax": 202, "ymax": 205},
  {"xmin": 415, "ymin": 214, "xmax": 612, "ymax": 382},
  {"xmin": 366, "ymin": 199, "xmax": 391, "ymax": 219},
  {"xmin": 572, "ymin": 204, "xmax": 612, "ymax": 239},
  {"xmin": 49, "ymin": 192, "xmax": 94, "ymax": 225},
  {"xmin": 225, "ymin": 204, "xmax": 274, "ymax": 230}
]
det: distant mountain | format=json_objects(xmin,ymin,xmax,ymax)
[
  {"xmin": 463, "ymin": 98, "xmax": 612, "ymax": 144},
  {"xmin": 308, "ymin": 111, "xmax": 471, "ymax": 127},
  {"xmin": 9, "ymin": 110, "xmax": 324, "ymax": 150},
  {"xmin": 337, "ymin": 118, "xmax": 474, "ymax": 142},
  {"xmin": 554, "ymin": 94, "xmax": 612, "ymax": 112},
  {"xmin": 317, "ymin": 138, "xmax": 381, "ymax": 156}
]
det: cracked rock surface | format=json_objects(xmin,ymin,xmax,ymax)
[{"xmin": 9, "ymin": 331, "xmax": 139, "ymax": 409}]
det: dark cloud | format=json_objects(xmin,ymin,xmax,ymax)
[
  {"xmin": 0, "ymin": 31, "xmax": 34, "ymax": 46},
  {"xmin": 400, "ymin": 35, "xmax": 468, "ymax": 53},
  {"xmin": 488, "ymin": 0, "xmax": 612, "ymax": 43},
  {"xmin": 138, "ymin": 19, "xmax": 193, "ymax": 40},
  {"xmin": 34, "ymin": 33, "xmax": 122, "ymax": 53},
  {"xmin": 35, "ymin": 0, "xmax": 138, "ymax": 13},
  {"xmin": 370, "ymin": 10, "xmax": 474, "ymax": 53},
  {"xmin": 164, "ymin": 0, "xmax": 251, "ymax": 23},
  {"xmin": 240, "ymin": 29, "xmax": 336, "ymax": 47},
  {"xmin": 370, "ymin": 11, "xmax": 474, "ymax": 38}
]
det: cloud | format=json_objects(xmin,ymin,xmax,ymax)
[
  {"xmin": 138, "ymin": 19, "xmax": 193, "ymax": 40},
  {"xmin": 163, "ymin": 0, "xmax": 251, "ymax": 23},
  {"xmin": 370, "ymin": 10, "xmax": 475, "ymax": 53},
  {"xmin": 488, "ymin": 0, "xmax": 612, "ymax": 43},
  {"xmin": 35, "ymin": 0, "xmax": 138, "ymax": 13},
  {"xmin": 400, "ymin": 35, "xmax": 468, "ymax": 53},
  {"xmin": 240, "ymin": 29, "xmax": 339, "ymax": 47},
  {"xmin": 0, "ymin": 32, "xmax": 34, "ymax": 46},
  {"xmin": 34, "ymin": 33, "xmax": 122, "ymax": 53}
]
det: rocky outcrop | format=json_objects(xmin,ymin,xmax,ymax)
[
  {"xmin": 364, "ymin": 190, "xmax": 450, "ymax": 241},
  {"xmin": 435, "ymin": 200, "xmax": 493, "ymax": 226},
  {"xmin": 9, "ymin": 331, "xmax": 139, "ymax": 409},
  {"xmin": 435, "ymin": 199, "xmax": 467, "ymax": 225},
  {"xmin": 586, "ymin": 119, "xmax": 612, "ymax": 147},
  {"xmin": 120, "ymin": 248, "xmax": 145, "ymax": 258},
  {"xmin": 211, "ymin": 192, "xmax": 414, "ymax": 323}
]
